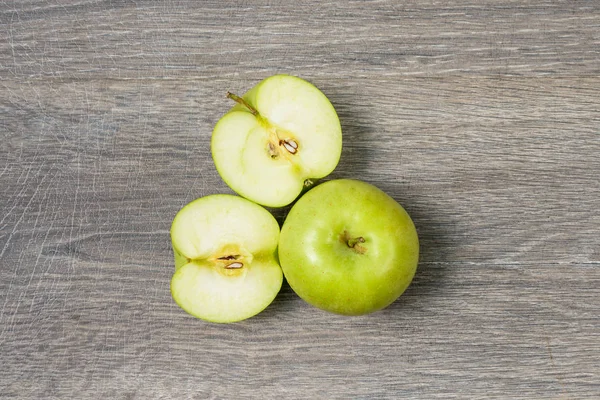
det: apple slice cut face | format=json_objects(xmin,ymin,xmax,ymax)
[
  {"xmin": 212, "ymin": 112, "xmax": 304, "ymax": 208},
  {"xmin": 170, "ymin": 195, "xmax": 282, "ymax": 323},
  {"xmin": 212, "ymin": 75, "xmax": 342, "ymax": 208}
]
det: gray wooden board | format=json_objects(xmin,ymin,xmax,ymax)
[{"xmin": 1, "ymin": 1, "xmax": 599, "ymax": 399}]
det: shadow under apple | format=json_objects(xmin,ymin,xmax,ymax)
[{"xmin": 379, "ymin": 184, "xmax": 454, "ymax": 315}]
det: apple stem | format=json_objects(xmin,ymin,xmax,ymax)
[
  {"xmin": 341, "ymin": 230, "xmax": 367, "ymax": 254},
  {"xmin": 226, "ymin": 92, "xmax": 258, "ymax": 116},
  {"xmin": 347, "ymin": 237, "xmax": 365, "ymax": 248}
]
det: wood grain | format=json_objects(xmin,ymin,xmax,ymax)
[{"xmin": 1, "ymin": 1, "xmax": 599, "ymax": 399}]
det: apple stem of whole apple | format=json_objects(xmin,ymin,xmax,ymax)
[
  {"xmin": 226, "ymin": 92, "xmax": 258, "ymax": 116},
  {"xmin": 347, "ymin": 236, "xmax": 365, "ymax": 248},
  {"xmin": 341, "ymin": 230, "xmax": 367, "ymax": 254}
]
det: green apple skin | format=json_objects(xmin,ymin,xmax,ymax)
[
  {"xmin": 170, "ymin": 194, "xmax": 282, "ymax": 323},
  {"xmin": 211, "ymin": 74, "xmax": 342, "ymax": 208},
  {"xmin": 278, "ymin": 179, "xmax": 419, "ymax": 316}
]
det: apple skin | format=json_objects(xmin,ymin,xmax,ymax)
[{"xmin": 278, "ymin": 179, "xmax": 419, "ymax": 316}]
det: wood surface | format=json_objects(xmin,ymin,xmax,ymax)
[{"xmin": 1, "ymin": 1, "xmax": 599, "ymax": 398}]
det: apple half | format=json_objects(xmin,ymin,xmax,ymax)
[
  {"xmin": 170, "ymin": 194, "xmax": 282, "ymax": 323},
  {"xmin": 211, "ymin": 74, "xmax": 342, "ymax": 208}
]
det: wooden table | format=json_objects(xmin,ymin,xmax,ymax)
[{"xmin": 1, "ymin": 1, "xmax": 598, "ymax": 398}]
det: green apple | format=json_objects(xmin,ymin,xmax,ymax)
[
  {"xmin": 170, "ymin": 194, "xmax": 282, "ymax": 323},
  {"xmin": 211, "ymin": 74, "xmax": 342, "ymax": 208},
  {"xmin": 278, "ymin": 179, "xmax": 419, "ymax": 315}
]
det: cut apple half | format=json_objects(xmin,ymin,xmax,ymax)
[
  {"xmin": 170, "ymin": 194, "xmax": 282, "ymax": 323},
  {"xmin": 211, "ymin": 75, "xmax": 342, "ymax": 208}
]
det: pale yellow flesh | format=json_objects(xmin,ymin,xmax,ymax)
[
  {"xmin": 211, "ymin": 112, "xmax": 303, "ymax": 208},
  {"xmin": 171, "ymin": 194, "xmax": 279, "ymax": 262},
  {"xmin": 171, "ymin": 258, "xmax": 282, "ymax": 323},
  {"xmin": 170, "ymin": 194, "xmax": 282, "ymax": 323},
  {"xmin": 212, "ymin": 75, "xmax": 342, "ymax": 207}
]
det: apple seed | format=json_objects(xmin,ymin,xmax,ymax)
[
  {"xmin": 281, "ymin": 139, "xmax": 298, "ymax": 154},
  {"xmin": 224, "ymin": 262, "xmax": 244, "ymax": 269}
]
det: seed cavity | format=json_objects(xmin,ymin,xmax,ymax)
[
  {"xmin": 268, "ymin": 142, "xmax": 278, "ymax": 159},
  {"xmin": 224, "ymin": 262, "xmax": 243, "ymax": 269},
  {"xmin": 218, "ymin": 255, "xmax": 239, "ymax": 260}
]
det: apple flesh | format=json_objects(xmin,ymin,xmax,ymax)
[
  {"xmin": 170, "ymin": 194, "xmax": 282, "ymax": 323},
  {"xmin": 278, "ymin": 179, "xmax": 419, "ymax": 316},
  {"xmin": 211, "ymin": 74, "xmax": 342, "ymax": 208}
]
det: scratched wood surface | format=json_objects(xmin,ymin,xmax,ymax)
[{"xmin": 1, "ymin": 1, "xmax": 599, "ymax": 398}]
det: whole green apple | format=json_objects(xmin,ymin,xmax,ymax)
[
  {"xmin": 278, "ymin": 179, "xmax": 419, "ymax": 315},
  {"xmin": 211, "ymin": 74, "xmax": 342, "ymax": 208}
]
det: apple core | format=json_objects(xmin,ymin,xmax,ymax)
[{"xmin": 227, "ymin": 90, "xmax": 303, "ymax": 161}]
